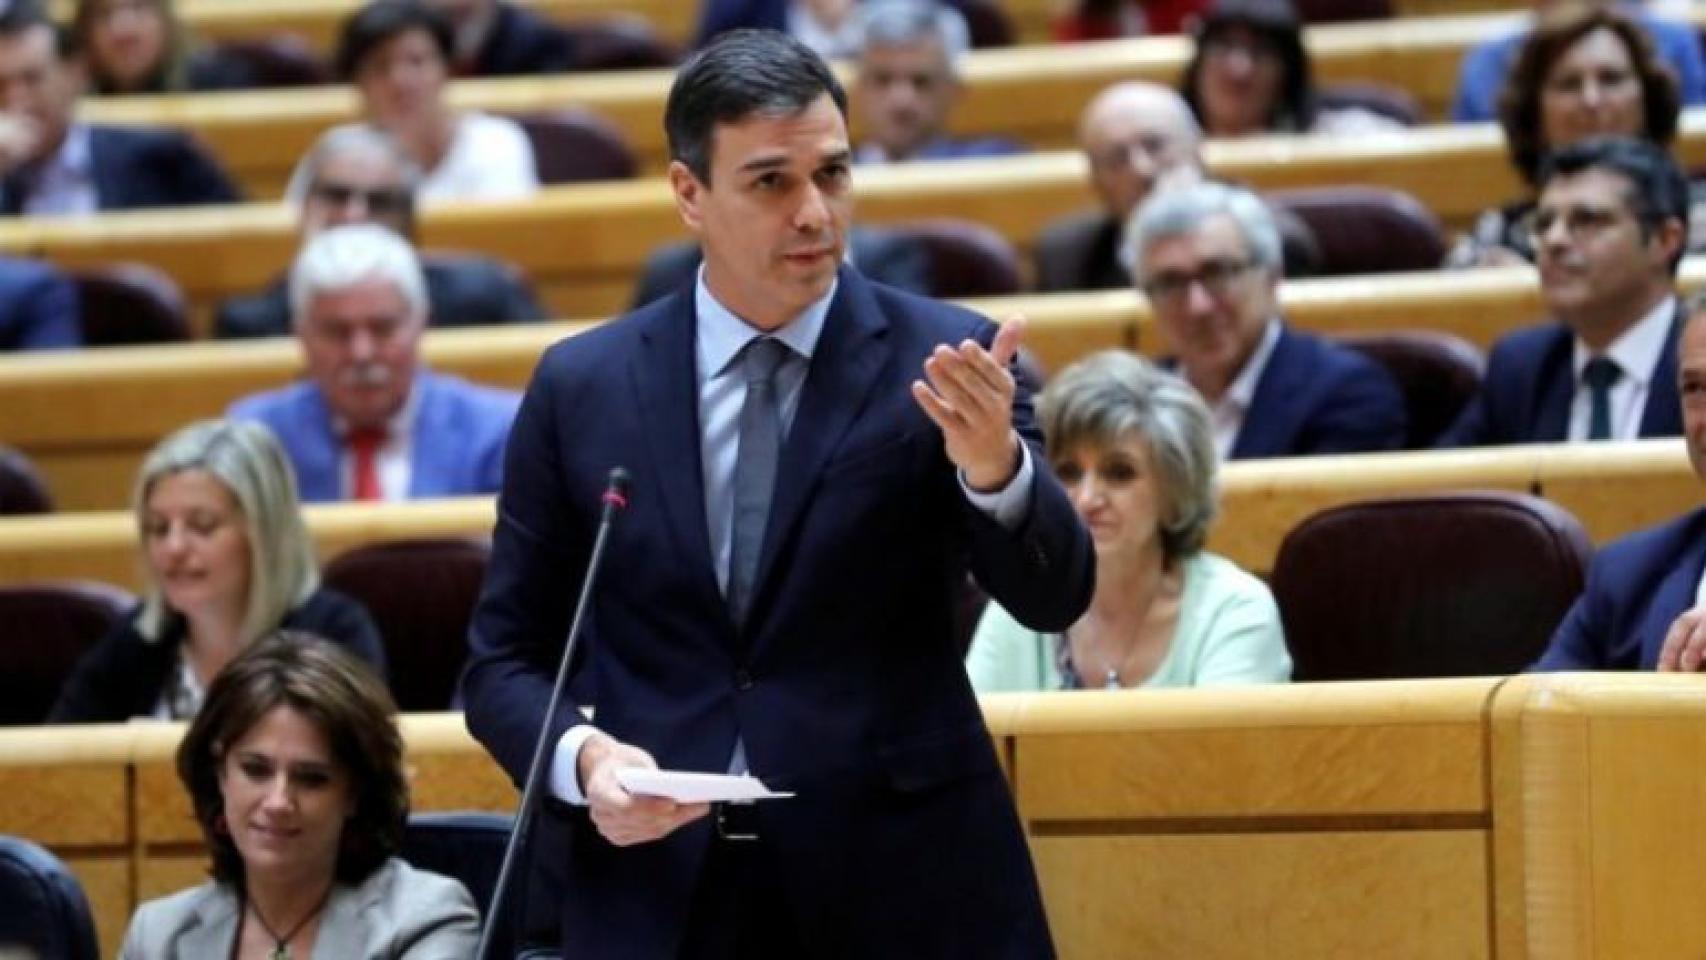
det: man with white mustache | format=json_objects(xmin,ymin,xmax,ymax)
[
  {"xmin": 1439, "ymin": 136, "xmax": 1686, "ymax": 446},
  {"xmin": 228, "ymin": 223, "xmax": 520, "ymax": 502}
]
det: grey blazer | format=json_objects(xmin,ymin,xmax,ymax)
[{"xmin": 119, "ymin": 858, "xmax": 479, "ymax": 959}]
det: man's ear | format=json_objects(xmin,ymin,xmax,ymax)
[
  {"xmin": 1653, "ymin": 216, "xmax": 1687, "ymax": 269},
  {"xmin": 668, "ymin": 160, "xmax": 708, "ymax": 236}
]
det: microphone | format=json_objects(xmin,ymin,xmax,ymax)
[{"xmin": 478, "ymin": 466, "xmax": 631, "ymax": 960}]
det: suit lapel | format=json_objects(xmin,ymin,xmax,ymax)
[
  {"xmin": 86, "ymin": 127, "xmax": 124, "ymax": 210},
  {"xmin": 177, "ymin": 887, "xmax": 240, "ymax": 958},
  {"xmin": 1531, "ymin": 329, "xmax": 1574, "ymax": 441},
  {"xmin": 405, "ymin": 373, "xmax": 445, "ymax": 498},
  {"xmin": 296, "ymin": 387, "xmax": 344, "ymax": 502},
  {"xmin": 1639, "ymin": 305, "xmax": 1685, "ymax": 437},
  {"xmin": 631, "ymin": 294, "xmax": 723, "ymax": 605},
  {"xmin": 1230, "ymin": 326, "xmax": 1298, "ymax": 460},
  {"xmin": 748, "ymin": 271, "xmax": 890, "ymax": 637}
]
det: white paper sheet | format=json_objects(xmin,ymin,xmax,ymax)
[{"xmin": 615, "ymin": 769, "xmax": 794, "ymax": 803}]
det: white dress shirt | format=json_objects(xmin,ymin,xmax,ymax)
[
  {"xmin": 1567, "ymin": 296, "xmax": 1675, "ymax": 442},
  {"xmin": 1210, "ymin": 317, "xmax": 1283, "ymax": 459},
  {"xmin": 18, "ymin": 124, "xmax": 97, "ymax": 217}
]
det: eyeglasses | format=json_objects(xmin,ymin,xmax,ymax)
[
  {"xmin": 1520, "ymin": 203, "xmax": 1630, "ymax": 246},
  {"xmin": 308, "ymin": 181, "xmax": 409, "ymax": 215},
  {"xmin": 1140, "ymin": 258, "xmax": 1257, "ymax": 304},
  {"xmin": 1090, "ymin": 134, "xmax": 1184, "ymax": 172}
]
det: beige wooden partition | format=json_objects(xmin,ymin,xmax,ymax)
[{"xmin": 996, "ymin": 680, "xmax": 1501, "ymax": 957}]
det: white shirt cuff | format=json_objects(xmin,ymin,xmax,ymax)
[
  {"xmin": 548, "ymin": 723, "xmax": 601, "ymax": 806},
  {"xmin": 959, "ymin": 442, "xmax": 1033, "ymax": 531}
]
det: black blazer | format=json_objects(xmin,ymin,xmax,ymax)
[
  {"xmin": 463, "ymin": 266, "xmax": 1093, "ymax": 958},
  {"xmin": 465, "ymin": 2, "xmax": 579, "ymax": 76},
  {"xmin": 1, "ymin": 125, "xmax": 240, "ymax": 215},
  {"xmin": 1437, "ymin": 304, "xmax": 1684, "ymax": 447},
  {"xmin": 215, "ymin": 254, "xmax": 546, "ymax": 339},
  {"xmin": 48, "ymin": 589, "xmax": 384, "ymax": 723}
]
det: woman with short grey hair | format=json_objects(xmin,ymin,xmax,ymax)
[
  {"xmin": 49, "ymin": 419, "xmax": 385, "ymax": 722},
  {"xmin": 966, "ymin": 351, "xmax": 1290, "ymax": 691}
]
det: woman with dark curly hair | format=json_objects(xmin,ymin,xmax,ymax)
[
  {"xmin": 119, "ymin": 633, "xmax": 478, "ymax": 959},
  {"xmin": 1180, "ymin": 0, "xmax": 1400, "ymax": 137},
  {"xmin": 1448, "ymin": 4, "xmax": 1693, "ymax": 267}
]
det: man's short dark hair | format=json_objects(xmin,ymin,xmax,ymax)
[
  {"xmin": 334, "ymin": 0, "xmax": 454, "ymax": 81},
  {"xmin": 1539, "ymin": 136, "xmax": 1692, "ymax": 274},
  {"xmin": 664, "ymin": 28, "xmax": 848, "ymax": 184},
  {"xmin": 0, "ymin": 0, "xmax": 77, "ymax": 59}
]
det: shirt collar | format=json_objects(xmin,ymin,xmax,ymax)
[
  {"xmin": 695, "ymin": 265, "xmax": 835, "ymax": 381},
  {"xmin": 28, "ymin": 123, "xmax": 90, "ymax": 181},
  {"xmin": 1572, "ymin": 294, "xmax": 1675, "ymax": 389},
  {"xmin": 330, "ymin": 371, "xmax": 422, "ymax": 440},
  {"xmin": 1222, "ymin": 316, "xmax": 1284, "ymax": 412}
]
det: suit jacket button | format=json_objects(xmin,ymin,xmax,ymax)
[{"xmin": 734, "ymin": 668, "xmax": 754, "ymax": 691}]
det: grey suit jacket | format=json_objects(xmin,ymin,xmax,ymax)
[{"xmin": 119, "ymin": 858, "xmax": 479, "ymax": 959}]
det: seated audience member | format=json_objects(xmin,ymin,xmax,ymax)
[
  {"xmin": 1439, "ymin": 137, "xmax": 1685, "ymax": 446},
  {"xmin": 1449, "ymin": 5, "xmax": 1695, "ymax": 267},
  {"xmin": 1033, "ymin": 81, "xmax": 1317, "ymax": 292},
  {"xmin": 121, "ymin": 633, "xmax": 479, "ymax": 958},
  {"xmin": 71, "ymin": 0, "xmax": 263, "ymax": 95},
  {"xmin": 229, "ymin": 224, "xmax": 520, "ymax": 502},
  {"xmin": 0, "ymin": 4, "xmax": 238, "ymax": 215},
  {"xmin": 218, "ymin": 126, "xmax": 544, "ymax": 339},
  {"xmin": 1054, "ymin": 0, "xmax": 1201, "ymax": 39},
  {"xmin": 967, "ymin": 350, "xmax": 1289, "ymax": 691},
  {"xmin": 631, "ymin": 225, "xmax": 927, "ymax": 306},
  {"xmin": 851, "ymin": 0, "xmax": 1022, "ymax": 164},
  {"xmin": 1534, "ymin": 294, "xmax": 1706, "ymax": 671},
  {"xmin": 1129, "ymin": 181, "xmax": 1405, "ymax": 458},
  {"xmin": 49, "ymin": 420, "xmax": 384, "ymax": 723},
  {"xmin": 422, "ymin": 0, "xmax": 578, "ymax": 76},
  {"xmin": 1452, "ymin": 0, "xmax": 1705, "ymax": 123},
  {"xmin": 697, "ymin": 0, "xmax": 863, "ymax": 58},
  {"xmin": 1181, "ymin": 0, "xmax": 1402, "ymax": 138},
  {"xmin": 312, "ymin": 0, "xmax": 537, "ymax": 203},
  {"xmin": 0, "ymin": 256, "xmax": 77, "ymax": 348}
]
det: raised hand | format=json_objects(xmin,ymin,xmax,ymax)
[{"xmin": 911, "ymin": 315, "xmax": 1026, "ymax": 491}]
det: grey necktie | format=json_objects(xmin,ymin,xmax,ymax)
[
  {"xmin": 727, "ymin": 336, "xmax": 789, "ymax": 627},
  {"xmin": 1583, "ymin": 356, "xmax": 1622, "ymax": 441}
]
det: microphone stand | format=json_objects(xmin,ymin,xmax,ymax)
[{"xmin": 477, "ymin": 467, "xmax": 630, "ymax": 960}]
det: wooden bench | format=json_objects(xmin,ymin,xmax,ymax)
[
  {"xmin": 24, "ymin": 117, "xmax": 1706, "ymax": 325},
  {"xmin": 13, "ymin": 673, "xmax": 1706, "ymax": 956},
  {"xmin": 74, "ymin": 10, "xmax": 1593, "ymax": 197},
  {"xmin": 0, "ymin": 439, "xmax": 1690, "ymax": 590}
]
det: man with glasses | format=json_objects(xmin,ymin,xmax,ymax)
[
  {"xmin": 214, "ymin": 125, "xmax": 544, "ymax": 339},
  {"xmin": 1034, "ymin": 80, "xmax": 1318, "ymax": 293},
  {"xmin": 1439, "ymin": 136, "xmax": 1686, "ymax": 447},
  {"xmin": 1129, "ymin": 180, "xmax": 1404, "ymax": 458},
  {"xmin": 228, "ymin": 223, "xmax": 519, "ymax": 502}
]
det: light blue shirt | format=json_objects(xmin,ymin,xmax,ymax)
[
  {"xmin": 550, "ymin": 269, "xmax": 1033, "ymax": 803},
  {"xmin": 18, "ymin": 124, "xmax": 96, "ymax": 217}
]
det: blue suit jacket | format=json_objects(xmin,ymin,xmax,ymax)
[
  {"xmin": 227, "ymin": 370, "xmax": 520, "ymax": 502},
  {"xmin": 462, "ymin": 267, "xmax": 1093, "ymax": 958},
  {"xmin": 1, "ymin": 125, "xmax": 240, "ymax": 214},
  {"xmin": 1451, "ymin": 10, "xmax": 1706, "ymax": 122},
  {"xmin": 1535, "ymin": 508, "xmax": 1706, "ymax": 670},
  {"xmin": 1437, "ymin": 310, "xmax": 1683, "ymax": 448},
  {"xmin": 0, "ymin": 257, "xmax": 77, "ymax": 349},
  {"xmin": 1227, "ymin": 324, "xmax": 1407, "ymax": 459}
]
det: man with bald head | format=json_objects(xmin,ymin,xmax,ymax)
[
  {"xmin": 214, "ymin": 125, "xmax": 544, "ymax": 339},
  {"xmin": 1035, "ymin": 80, "xmax": 1317, "ymax": 292}
]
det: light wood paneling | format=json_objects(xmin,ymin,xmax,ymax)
[
  {"xmin": 1032, "ymin": 831, "xmax": 1490, "ymax": 959},
  {"xmin": 65, "ymin": 855, "xmax": 133, "ymax": 960}
]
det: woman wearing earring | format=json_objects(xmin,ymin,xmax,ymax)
[
  {"xmin": 965, "ymin": 350, "xmax": 1291, "ymax": 691},
  {"xmin": 119, "ymin": 632, "xmax": 478, "ymax": 959}
]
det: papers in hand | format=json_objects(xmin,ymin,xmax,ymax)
[{"xmin": 616, "ymin": 769, "xmax": 794, "ymax": 804}]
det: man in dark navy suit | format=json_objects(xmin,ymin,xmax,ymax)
[
  {"xmin": 1440, "ymin": 138, "xmax": 1688, "ymax": 448},
  {"xmin": 462, "ymin": 28, "xmax": 1092, "ymax": 959},
  {"xmin": 1535, "ymin": 294, "xmax": 1706, "ymax": 672},
  {"xmin": 1129, "ymin": 179, "xmax": 1405, "ymax": 459},
  {"xmin": 0, "ymin": 5, "xmax": 237, "ymax": 216}
]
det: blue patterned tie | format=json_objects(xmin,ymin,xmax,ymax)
[
  {"xmin": 1583, "ymin": 357, "xmax": 1622, "ymax": 441},
  {"xmin": 727, "ymin": 337, "xmax": 789, "ymax": 627}
]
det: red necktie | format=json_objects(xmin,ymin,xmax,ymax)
[{"xmin": 346, "ymin": 426, "xmax": 387, "ymax": 501}]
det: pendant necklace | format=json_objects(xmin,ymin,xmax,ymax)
[{"xmin": 247, "ymin": 886, "xmax": 332, "ymax": 960}]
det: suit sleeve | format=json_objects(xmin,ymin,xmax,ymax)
[
  {"xmin": 959, "ymin": 323, "xmax": 1095, "ymax": 633},
  {"xmin": 1300, "ymin": 358, "xmax": 1406, "ymax": 454},
  {"xmin": 461, "ymin": 356, "xmax": 594, "ymax": 784},
  {"xmin": 1532, "ymin": 565, "xmax": 1611, "ymax": 671}
]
